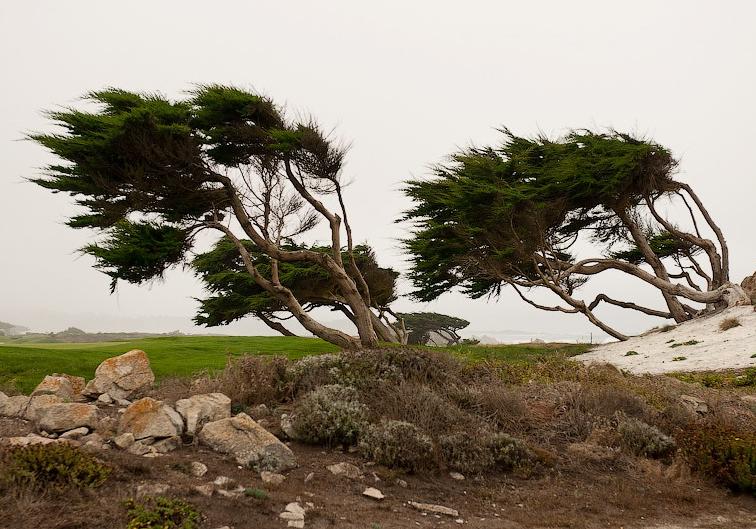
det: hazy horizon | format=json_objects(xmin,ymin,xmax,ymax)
[{"xmin": 2, "ymin": 1, "xmax": 754, "ymax": 343}]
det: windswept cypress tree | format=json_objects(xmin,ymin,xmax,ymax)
[
  {"xmin": 30, "ymin": 86, "xmax": 400, "ymax": 349},
  {"xmin": 401, "ymin": 129, "xmax": 748, "ymax": 340}
]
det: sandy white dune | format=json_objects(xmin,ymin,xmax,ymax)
[{"xmin": 576, "ymin": 305, "xmax": 756, "ymax": 374}]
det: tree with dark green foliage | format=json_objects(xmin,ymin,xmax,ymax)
[
  {"xmin": 398, "ymin": 312, "xmax": 469, "ymax": 345},
  {"xmin": 401, "ymin": 129, "xmax": 748, "ymax": 340},
  {"xmin": 30, "ymin": 85, "xmax": 398, "ymax": 349},
  {"xmin": 193, "ymin": 240, "xmax": 400, "ymax": 338}
]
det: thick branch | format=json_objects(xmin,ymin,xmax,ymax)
[
  {"xmin": 679, "ymin": 183, "xmax": 729, "ymax": 282},
  {"xmin": 587, "ymin": 294, "xmax": 673, "ymax": 319}
]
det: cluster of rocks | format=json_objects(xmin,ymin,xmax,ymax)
[{"xmin": 0, "ymin": 349, "xmax": 296, "ymax": 472}]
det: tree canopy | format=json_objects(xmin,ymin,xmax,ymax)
[
  {"xmin": 193, "ymin": 240, "xmax": 398, "ymax": 335},
  {"xmin": 402, "ymin": 129, "xmax": 747, "ymax": 340},
  {"xmin": 398, "ymin": 312, "xmax": 469, "ymax": 345},
  {"xmin": 31, "ymin": 86, "xmax": 395, "ymax": 349}
]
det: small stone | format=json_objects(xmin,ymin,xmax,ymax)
[
  {"xmin": 279, "ymin": 512, "xmax": 304, "ymax": 521},
  {"xmin": 127, "ymin": 440, "xmax": 152, "ymax": 456},
  {"xmin": 115, "ymin": 398, "xmax": 132, "ymax": 407},
  {"xmin": 214, "ymin": 475, "xmax": 234, "ymax": 487},
  {"xmin": 280, "ymin": 413, "xmax": 295, "ymax": 438},
  {"xmin": 114, "ymin": 432, "xmax": 136, "ymax": 449},
  {"xmin": 363, "ymin": 487, "xmax": 385, "ymax": 500},
  {"xmin": 194, "ymin": 484, "xmax": 214, "ymax": 497},
  {"xmin": 60, "ymin": 427, "xmax": 89, "ymax": 440},
  {"xmin": 217, "ymin": 489, "xmax": 242, "ymax": 498},
  {"xmin": 190, "ymin": 461, "xmax": 208, "ymax": 477},
  {"xmin": 142, "ymin": 452, "xmax": 162, "ymax": 458},
  {"xmin": 455, "ymin": 519, "xmax": 464, "ymax": 524},
  {"xmin": 396, "ymin": 478, "xmax": 408, "ymax": 488},
  {"xmin": 136, "ymin": 482, "xmax": 170, "ymax": 497},
  {"xmin": 261, "ymin": 471, "xmax": 286, "ymax": 486},
  {"xmin": 287, "ymin": 521, "xmax": 305, "ymax": 529},
  {"xmin": 449, "ymin": 472, "xmax": 465, "ymax": 481},
  {"xmin": 408, "ymin": 501, "xmax": 459, "ymax": 517},
  {"xmin": 327, "ymin": 462, "xmax": 362, "ymax": 479},
  {"xmin": 285, "ymin": 502, "xmax": 305, "ymax": 516},
  {"xmin": 98, "ymin": 393, "xmax": 114, "ymax": 405},
  {"xmin": 680, "ymin": 394, "xmax": 709, "ymax": 415},
  {"xmin": 304, "ymin": 472, "xmax": 315, "ymax": 483}
]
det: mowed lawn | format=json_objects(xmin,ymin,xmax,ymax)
[
  {"xmin": 0, "ymin": 336, "xmax": 339, "ymax": 393},
  {"xmin": 0, "ymin": 335, "xmax": 591, "ymax": 393}
]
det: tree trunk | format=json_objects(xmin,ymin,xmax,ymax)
[{"xmin": 369, "ymin": 311, "xmax": 401, "ymax": 343}]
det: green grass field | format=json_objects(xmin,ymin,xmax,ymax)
[{"xmin": 0, "ymin": 336, "xmax": 591, "ymax": 393}]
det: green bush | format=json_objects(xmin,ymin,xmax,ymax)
[
  {"xmin": 617, "ymin": 416, "xmax": 675, "ymax": 458},
  {"xmin": 0, "ymin": 443, "xmax": 111, "ymax": 491},
  {"xmin": 359, "ymin": 420, "xmax": 433, "ymax": 471},
  {"xmin": 124, "ymin": 496, "xmax": 201, "ymax": 529},
  {"xmin": 291, "ymin": 384, "xmax": 368, "ymax": 446},
  {"xmin": 439, "ymin": 432, "xmax": 495, "ymax": 473},
  {"xmin": 487, "ymin": 432, "xmax": 532, "ymax": 470},
  {"xmin": 680, "ymin": 424, "xmax": 756, "ymax": 493}
]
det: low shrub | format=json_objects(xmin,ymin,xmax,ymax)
[
  {"xmin": 291, "ymin": 384, "xmax": 368, "ymax": 446},
  {"xmin": 617, "ymin": 416, "xmax": 675, "ymax": 458},
  {"xmin": 244, "ymin": 487, "xmax": 268, "ymax": 500},
  {"xmin": 487, "ymin": 432, "xmax": 532, "ymax": 470},
  {"xmin": 193, "ymin": 355, "xmax": 291, "ymax": 406},
  {"xmin": 439, "ymin": 432, "xmax": 495, "ymax": 473},
  {"xmin": 0, "ymin": 443, "xmax": 111, "ymax": 492},
  {"xmin": 359, "ymin": 420, "xmax": 433, "ymax": 471},
  {"xmin": 679, "ymin": 422, "xmax": 756, "ymax": 493},
  {"xmin": 124, "ymin": 496, "xmax": 201, "ymax": 529},
  {"xmin": 719, "ymin": 317, "xmax": 741, "ymax": 331}
]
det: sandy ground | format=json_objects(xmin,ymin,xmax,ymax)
[{"xmin": 576, "ymin": 306, "xmax": 756, "ymax": 374}]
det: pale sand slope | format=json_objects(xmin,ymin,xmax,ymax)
[{"xmin": 576, "ymin": 305, "xmax": 756, "ymax": 374}]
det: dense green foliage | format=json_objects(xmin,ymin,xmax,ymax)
[
  {"xmin": 402, "ymin": 129, "xmax": 678, "ymax": 301},
  {"xmin": 0, "ymin": 444, "xmax": 111, "ymax": 491},
  {"xmin": 398, "ymin": 312, "xmax": 470, "ymax": 345},
  {"xmin": 193, "ymin": 240, "xmax": 397, "ymax": 326},
  {"xmin": 124, "ymin": 497, "xmax": 201, "ymax": 529}
]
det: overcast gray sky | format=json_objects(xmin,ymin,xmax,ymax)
[{"xmin": 1, "ymin": 1, "xmax": 754, "ymax": 341}]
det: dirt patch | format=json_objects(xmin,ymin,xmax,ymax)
[{"xmin": 0, "ymin": 420, "xmax": 753, "ymax": 529}]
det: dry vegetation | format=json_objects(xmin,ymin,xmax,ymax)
[{"xmin": 1, "ymin": 347, "xmax": 754, "ymax": 528}]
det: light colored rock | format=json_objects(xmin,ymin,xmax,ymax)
[
  {"xmin": 0, "ymin": 395, "xmax": 30, "ymax": 418},
  {"xmin": 304, "ymin": 472, "xmax": 314, "ymax": 483},
  {"xmin": 32, "ymin": 375, "xmax": 78, "ymax": 400},
  {"xmin": 287, "ymin": 521, "xmax": 305, "ymax": 529},
  {"xmin": 97, "ymin": 416, "xmax": 119, "ymax": 435},
  {"xmin": 36, "ymin": 403, "xmax": 99, "ymax": 433},
  {"xmin": 115, "ymin": 398, "xmax": 132, "ymax": 407},
  {"xmin": 327, "ymin": 462, "xmax": 362, "ymax": 479},
  {"xmin": 396, "ymin": 478, "xmax": 408, "ymax": 488},
  {"xmin": 127, "ymin": 440, "xmax": 153, "ymax": 456},
  {"xmin": 136, "ymin": 482, "xmax": 170, "ymax": 497},
  {"xmin": 190, "ymin": 461, "xmax": 208, "ymax": 477},
  {"xmin": 280, "ymin": 512, "xmax": 304, "ymax": 521},
  {"xmin": 680, "ymin": 394, "xmax": 709, "ymax": 415},
  {"xmin": 142, "ymin": 452, "xmax": 161, "ymax": 458},
  {"xmin": 118, "ymin": 397, "xmax": 183, "ymax": 440},
  {"xmin": 60, "ymin": 426, "xmax": 89, "ymax": 440},
  {"xmin": 1, "ymin": 433, "xmax": 71, "ymax": 447},
  {"xmin": 97, "ymin": 393, "xmax": 114, "ymax": 405},
  {"xmin": 114, "ymin": 432, "xmax": 136, "ymax": 449},
  {"xmin": 213, "ymin": 475, "xmax": 234, "ymax": 487},
  {"xmin": 449, "ymin": 471, "xmax": 465, "ymax": 481},
  {"xmin": 285, "ymin": 502, "xmax": 305, "ymax": 516},
  {"xmin": 175, "ymin": 393, "xmax": 231, "ymax": 435},
  {"xmin": 363, "ymin": 487, "xmax": 384, "ymax": 500},
  {"xmin": 198, "ymin": 413, "xmax": 296, "ymax": 472},
  {"xmin": 741, "ymin": 271, "xmax": 756, "ymax": 304},
  {"xmin": 83, "ymin": 350, "xmax": 155, "ymax": 400},
  {"xmin": 408, "ymin": 501, "xmax": 459, "ymax": 517},
  {"xmin": 261, "ymin": 470, "xmax": 286, "ymax": 486},
  {"xmin": 194, "ymin": 484, "xmax": 214, "ymax": 497},
  {"xmin": 24, "ymin": 395, "xmax": 64, "ymax": 422},
  {"xmin": 280, "ymin": 413, "xmax": 295, "ymax": 438}
]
